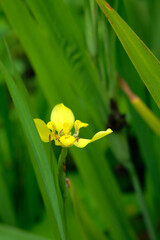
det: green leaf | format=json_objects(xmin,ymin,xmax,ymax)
[
  {"xmin": 0, "ymin": 224, "xmax": 52, "ymax": 240},
  {"xmin": 96, "ymin": 0, "xmax": 160, "ymax": 109},
  {"xmin": 0, "ymin": 62, "xmax": 65, "ymax": 240}
]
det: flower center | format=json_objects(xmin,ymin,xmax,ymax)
[
  {"xmin": 59, "ymin": 135, "xmax": 76, "ymax": 147},
  {"xmin": 47, "ymin": 120, "xmax": 79, "ymax": 147}
]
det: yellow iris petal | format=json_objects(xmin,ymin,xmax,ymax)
[
  {"xmin": 34, "ymin": 119, "xmax": 54, "ymax": 143},
  {"xmin": 74, "ymin": 138, "xmax": 91, "ymax": 148},
  {"xmin": 60, "ymin": 135, "xmax": 76, "ymax": 147},
  {"xmin": 50, "ymin": 103, "xmax": 75, "ymax": 134},
  {"xmin": 91, "ymin": 128, "xmax": 113, "ymax": 141},
  {"xmin": 74, "ymin": 120, "xmax": 88, "ymax": 131},
  {"xmin": 74, "ymin": 128, "xmax": 113, "ymax": 148}
]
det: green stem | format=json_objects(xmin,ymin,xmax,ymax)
[
  {"xmin": 124, "ymin": 161, "xmax": 157, "ymax": 240},
  {"xmin": 58, "ymin": 148, "xmax": 68, "ymax": 199}
]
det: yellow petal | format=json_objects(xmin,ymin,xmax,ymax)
[
  {"xmin": 91, "ymin": 128, "xmax": 113, "ymax": 142},
  {"xmin": 59, "ymin": 135, "xmax": 76, "ymax": 147},
  {"xmin": 74, "ymin": 138, "xmax": 91, "ymax": 148},
  {"xmin": 74, "ymin": 120, "xmax": 88, "ymax": 131},
  {"xmin": 50, "ymin": 103, "xmax": 75, "ymax": 134},
  {"xmin": 34, "ymin": 118, "xmax": 54, "ymax": 143},
  {"xmin": 74, "ymin": 128, "xmax": 113, "ymax": 148}
]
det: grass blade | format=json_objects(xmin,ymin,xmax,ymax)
[{"xmin": 0, "ymin": 61, "xmax": 66, "ymax": 240}]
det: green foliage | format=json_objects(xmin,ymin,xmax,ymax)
[
  {"xmin": 0, "ymin": 0, "xmax": 160, "ymax": 239},
  {"xmin": 96, "ymin": 0, "xmax": 160, "ymax": 109},
  {"xmin": 0, "ymin": 224, "xmax": 52, "ymax": 240}
]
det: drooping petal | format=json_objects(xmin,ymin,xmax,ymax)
[
  {"xmin": 74, "ymin": 138, "xmax": 91, "ymax": 148},
  {"xmin": 74, "ymin": 120, "xmax": 88, "ymax": 131},
  {"xmin": 50, "ymin": 103, "xmax": 75, "ymax": 134},
  {"xmin": 60, "ymin": 135, "xmax": 76, "ymax": 147},
  {"xmin": 74, "ymin": 128, "xmax": 113, "ymax": 148},
  {"xmin": 91, "ymin": 128, "xmax": 113, "ymax": 141},
  {"xmin": 34, "ymin": 118, "xmax": 54, "ymax": 143}
]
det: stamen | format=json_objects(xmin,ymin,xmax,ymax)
[
  {"xmin": 59, "ymin": 129, "xmax": 63, "ymax": 136},
  {"xmin": 75, "ymin": 137, "xmax": 80, "ymax": 142},
  {"xmin": 73, "ymin": 130, "xmax": 79, "ymax": 137}
]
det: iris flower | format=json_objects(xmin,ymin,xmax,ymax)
[{"xmin": 34, "ymin": 103, "xmax": 112, "ymax": 148}]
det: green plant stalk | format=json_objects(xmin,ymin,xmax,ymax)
[
  {"xmin": 132, "ymin": 99, "xmax": 160, "ymax": 137},
  {"xmin": 124, "ymin": 161, "xmax": 157, "ymax": 240},
  {"xmin": 58, "ymin": 148, "xmax": 68, "ymax": 199},
  {"xmin": 118, "ymin": 76, "xmax": 160, "ymax": 136}
]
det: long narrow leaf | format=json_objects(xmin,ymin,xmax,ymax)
[{"xmin": 0, "ymin": 62, "xmax": 65, "ymax": 240}]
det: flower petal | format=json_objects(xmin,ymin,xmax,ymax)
[
  {"xmin": 74, "ymin": 128, "xmax": 113, "ymax": 148},
  {"xmin": 74, "ymin": 120, "xmax": 88, "ymax": 131},
  {"xmin": 60, "ymin": 135, "xmax": 76, "ymax": 147},
  {"xmin": 91, "ymin": 128, "xmax": 113, "ymax": 142},
  {"xmin": 34, "ymin": 118, "xmax": 54, "ymax": 142},
  {"xmin": 74, "ymin": 138, "xmax": 91, "ymax": 148},
  {"xmin": 50, "ymin": 103, "xmax": 75, "ymax": 134}
]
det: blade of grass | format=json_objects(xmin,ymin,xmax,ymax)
[{"xmin": 0, "ymin": 61, "xmax": 66, "ymax": 240}]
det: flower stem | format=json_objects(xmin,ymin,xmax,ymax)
[
  {"xmin": 124, "ymin": 161, "xmax": 157, "ymax": 240},
  {"xmin": 58, "ymin": 148, "xmax": 68, "ymax": 199}
]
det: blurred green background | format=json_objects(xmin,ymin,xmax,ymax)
[{"xmin": 0, "ymin": 0, "xmax": 160, "ymax": 239}]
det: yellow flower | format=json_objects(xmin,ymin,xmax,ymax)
[{"xmin": 34, "ymin": 103, "xmax": 113, "ymax": 148}]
